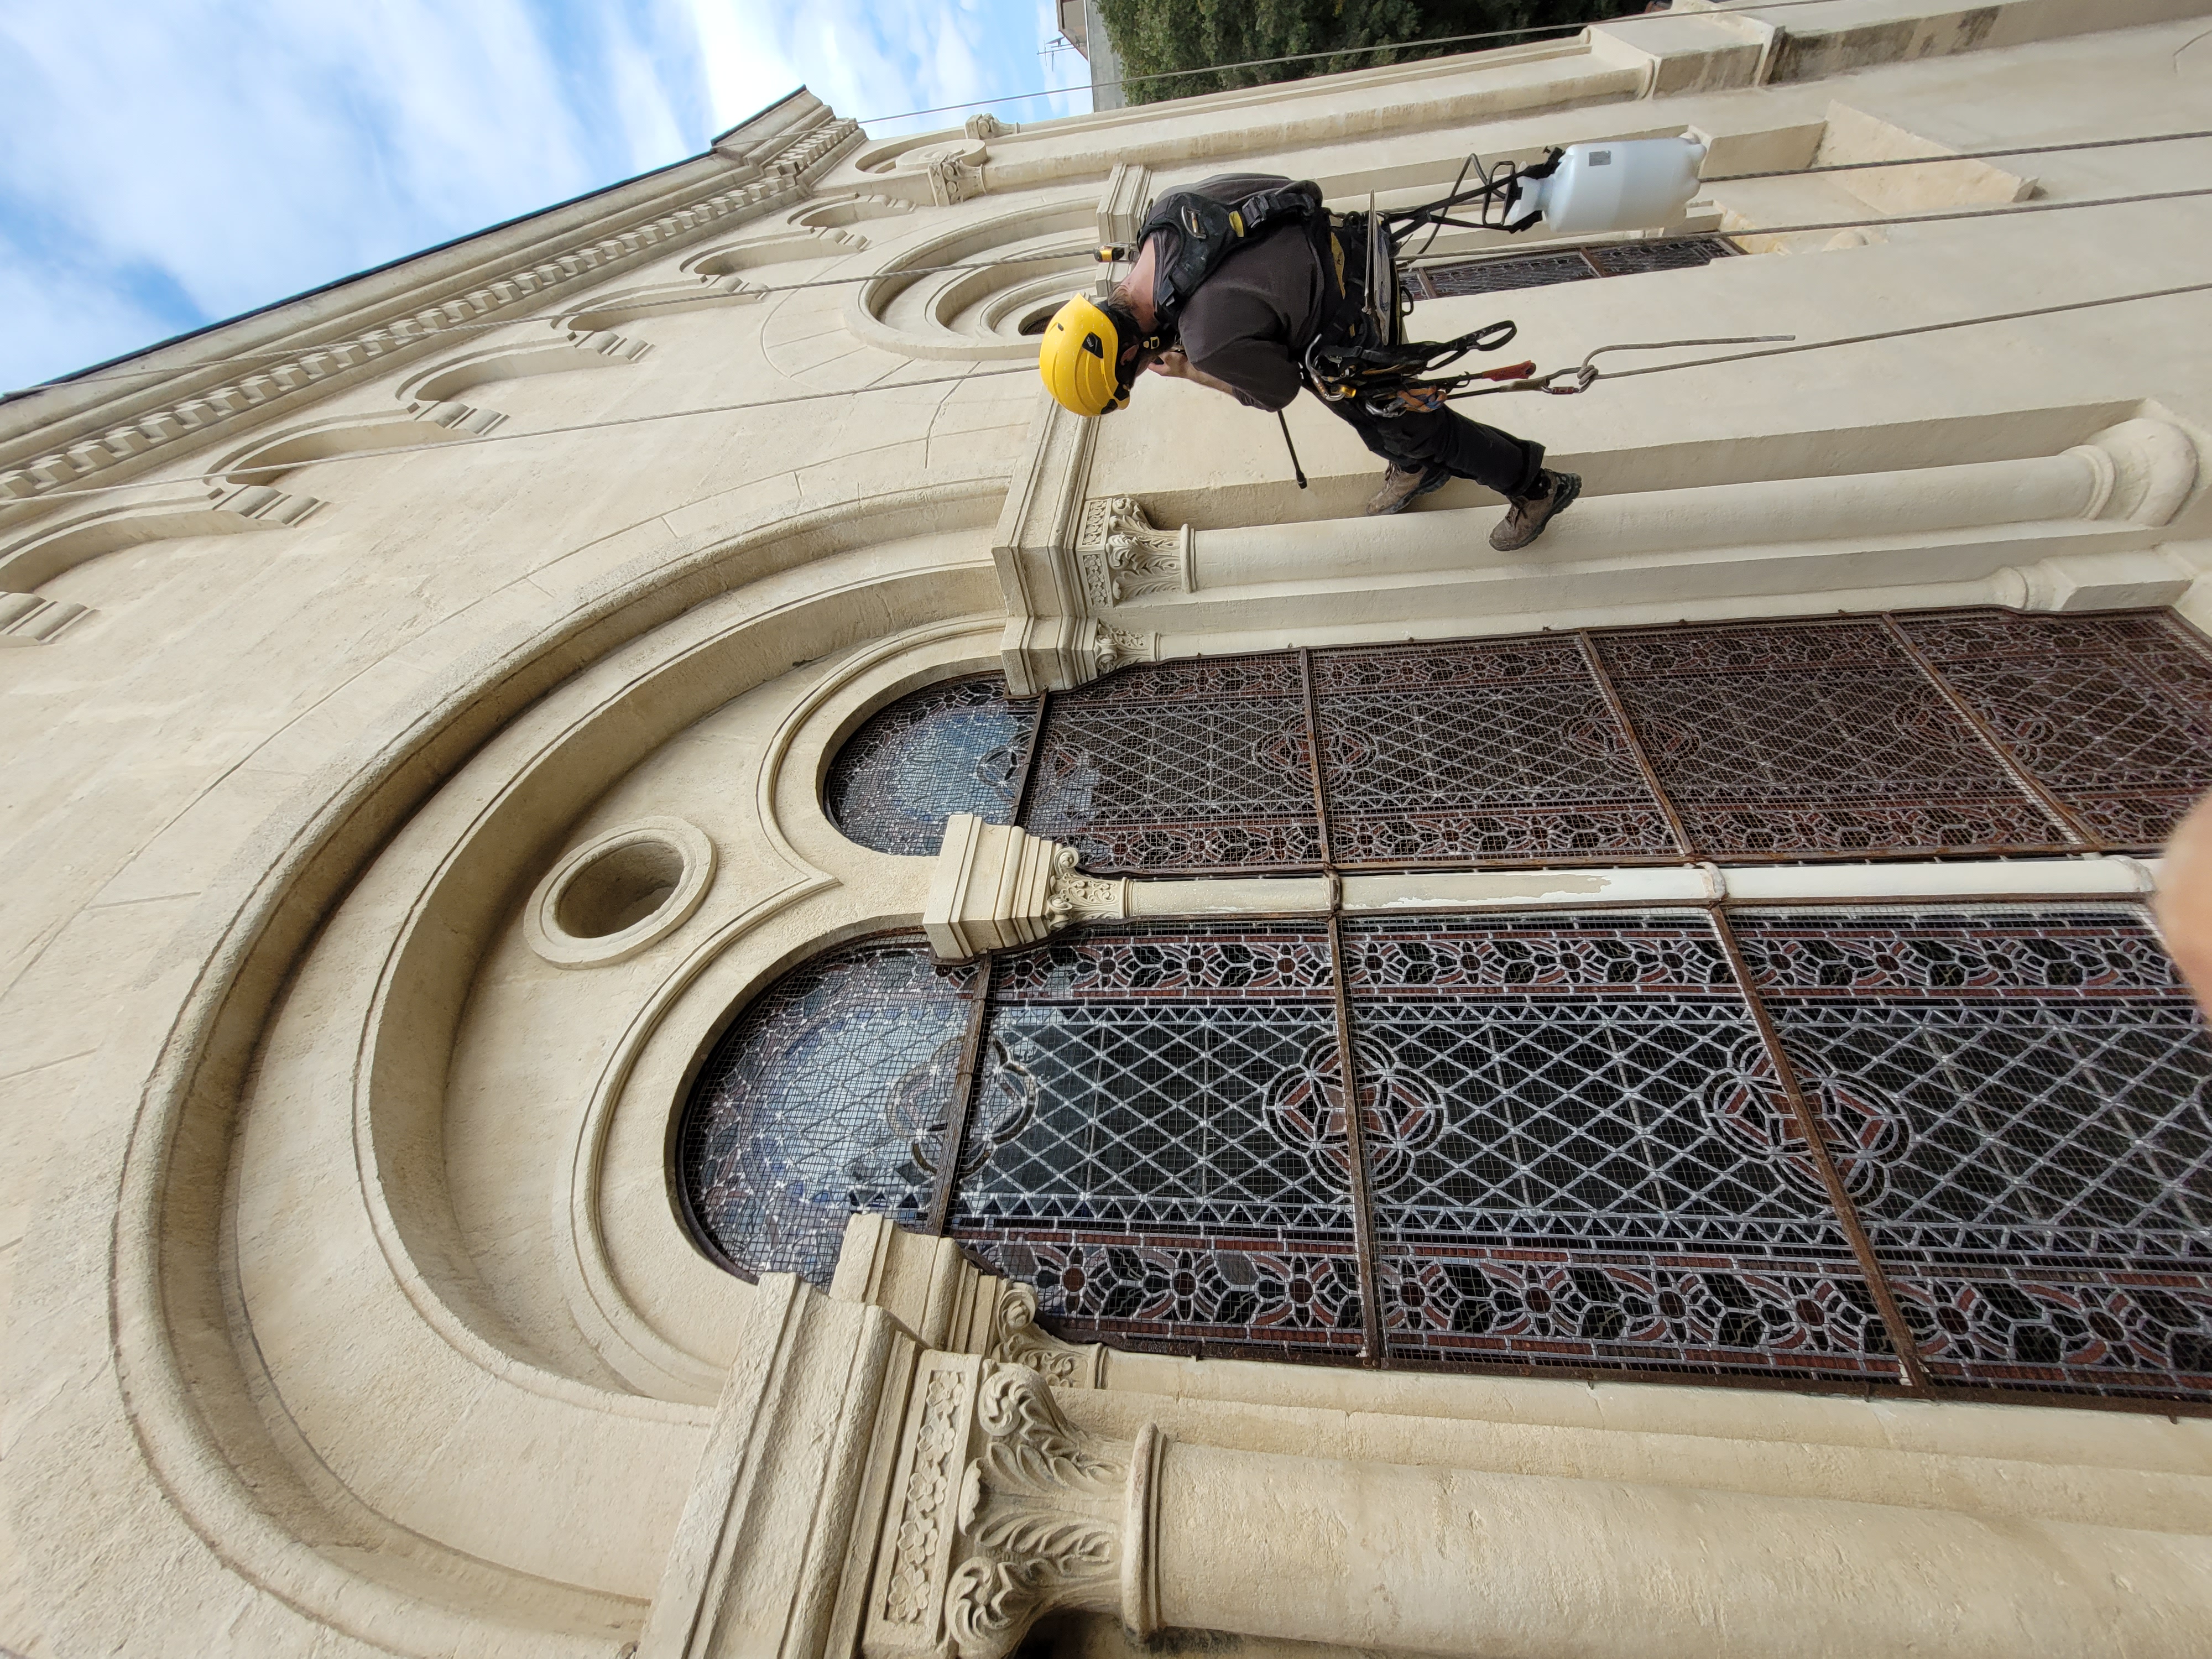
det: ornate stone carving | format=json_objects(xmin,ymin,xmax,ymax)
[
  {"xmin": 1088, "ymin": 620, "xmax": 1155, "ymax": 679},
  {"xmin": 881, "ymin": 1369, "xmax": 969, "ymax": 1629},
  {"xmin": 920, "ymin": 143, "xmax": 989, "ymax": 207},
  {"xmin": 1074, "ymin": 495, "xmax": 1188, "ymax": 606},
  {"xmin": 1044, "ymin": 846, "xmax": 1128, "ymax": 933},
  {"xmin": 964, "ymin": 113, "xmax": 1011, "ymax": 139},
  {"xmin": 946, "ymin": 1367, "xmax": 1130, "ymax": 1659},
  {"xmin": 0, "ymin": 116, "xmax": 862, "ymax": 505},
  {"xmin": 989, "ymin": 1282, "xmax": 1106, "ymax": 1388}
]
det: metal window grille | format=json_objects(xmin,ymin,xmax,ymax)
[
  {"xmin": 823, "ymin": 673, "xmax": 1034, "ymax": 855},
  {"xmin": 676, "ymin": 940, "xmax": 983, "ymax": 1286},
  {"xmin": 675, "ymin": 905, "xmax": 2212, "ymax": 1409},
  {"xmin": 1014, "ymin": 609, "xmax": 2212, "ymax": 874},
  {"xmin": 1411, "ymin": 235, "xmax": 1735, "ymax": 301}
]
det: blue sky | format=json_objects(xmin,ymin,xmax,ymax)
[{"xmin": 0, "ymin": 0, "xmax": 1090, "ymax": 392}]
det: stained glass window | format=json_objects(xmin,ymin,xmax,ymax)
[
  {"xmin": 824, "ymin": 674, "xmax": 1032, "ymax": 856},
  {"xmin": 675, "ymin": 905, "xmax": 2212, "ymax": 1406},
  {"xmin": 1410, "ymin": 235, "xmax": 1735, "ymax": 300},
  {"xmin": 1016, "ymin": 609, "xmax": 2212, "ymax": 874},
  {"xmin": 676, "ymin": 939, "xmax": 980, "ymax": 1285}
]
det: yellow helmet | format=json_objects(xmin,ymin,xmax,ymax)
[{"xmin": 1039, "ymin": 294, "xmax": 1134, "ymax": 417}]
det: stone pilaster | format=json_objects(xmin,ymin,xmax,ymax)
[
  {"xmin": 923, "ymin": 815, "xmax": 1129, "ymax": 963},
  {"xmin": 832, "ymin": 1216, "xmax": 1107, "ymax": 1389}
]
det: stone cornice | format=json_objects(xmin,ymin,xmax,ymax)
[{"xmin": 0, "ymin": 95, "xmax": 862, "ymax": 518}]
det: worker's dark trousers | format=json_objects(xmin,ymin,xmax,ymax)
[{"xmin": 1324, "ymin": 395, "xmax": 1545, "ymax": 498}]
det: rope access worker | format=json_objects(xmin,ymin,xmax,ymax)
[{"xmin": 1036, "ymin": 172, "xmax": 1581, "ymax": 550}]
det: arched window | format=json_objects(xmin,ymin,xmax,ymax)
[
  {"xmin": 823, "ymin": 609, "xmax": 2212, "ymax": 871},
  {"xmin": 677, "ymin": 904, "xmax": 2212, "ymax": 1405},
  {"xmin": 823, "ymin": 674, "xmax": 1031, "ymax": 856},
  {"xmin": 677, "ymin": 939, "xmax": 982, "ymax": 1286}
]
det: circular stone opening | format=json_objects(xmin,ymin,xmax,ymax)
[
  {"xmin": 1018, "ymin": 306, "xmax": 1056, "ymax": 337},
  {"xmin": 526, "ymin": 817, "xmax": 716, "ymax": 968},
  {"xmin": 555, "ymin": 838, "xmax": 686, "ymax": 938}
]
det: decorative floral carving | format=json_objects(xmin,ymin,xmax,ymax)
[
  {"xmin": 964, "ymin": 113, "xmax": 1010, "ymax": 139},
  {"xmin": 927, "ymin": 152, "xmax": 987, "ymax": 206},
  {"xmin": 989, "ymin": 1281, "xmax": 1104, "ymax": 1387},
  {"xmin": 1075, "ymin": 495, "xmax": 1185, "ymax": 606},
  {"xmin": 1043, "ymin": 846, "xmax": 1125, "ymax": 932},
  {"xmin": 1088, "ymin": 622, "xmax": 1151, "ymax": 677},
  {"xmin": 946, "ymin": 1366, "xmax": 1128, "ymax": 1659},
  {"xmin": 881, "ymin": 1368, "xmax": 968, "ymax": 1626}
]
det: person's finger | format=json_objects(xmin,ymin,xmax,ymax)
[{"xmin": 2157, "ymin": 789, "xmax": 2212, "ymax": 1019}]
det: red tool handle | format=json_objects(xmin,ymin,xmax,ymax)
[{"xmin": 1474, "ymin": 359, "xmax": 1537, "ymax": 382}]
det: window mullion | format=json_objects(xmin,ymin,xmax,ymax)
[
  {"xmin": 1306, "ymin": 648, "xmax": 1385, "ymax": 1358},
  {"xmin": 1878, "ymin": 612, "xmax": 2099, "ymax": 849},
  {"xmin": 927, "ymin": 954, "xmax": 997, "ymax": 1237},
  {"xmin": 1705, "ymin": 905, "xmax": 1934, "ymax": 1391},
  {"xmin": 1326, "ymin": 912, "xmax": 1389, "ymax": 1365},
  {"xmin": 1576, "ymin": 630, "xmax": 1695, "ymax": 859},
  {"xmin": 1010, "ymin": 689, "xmax": 1051, "ymax": 827}
]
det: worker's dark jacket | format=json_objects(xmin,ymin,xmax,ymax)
[{"xmin": 1172, "ymin": 173, "xmax": 1327, "ymax": 413}]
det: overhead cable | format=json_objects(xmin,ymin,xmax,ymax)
[
  {"xmin": 1405, "ymin": 185, "xmax": 2212, "ymax": 272},
  {"xmin": 856, "ymin": 0, "xmax": 1871, "ymax": 126},
  {"xmin": 1704, "ymin": 126, "xmax": 2212, "ymax": 181},
  {"xmin": 21, "ymin": 276, "xmax": 2212, "ymax": 510},
  {"xmin": 13, "ymin": 127, "xmax": 2210, "ymax": 398},
  {"xmin": 12, "ymin": 367, "xmax": 1043, "ymax": 505}
]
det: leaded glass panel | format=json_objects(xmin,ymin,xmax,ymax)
[
  {"xmin": 1592, "ymin": 618, "xmax": 2067, "ymax": 857},
  {"xmin": 1897, "ymin": 611, "xmax": 2212, "ymax": 847},
  {"xmin": 825, "ymin": 674, "xmax": 1030, "ymax": 855},
  {"xmin": 1343, "ymin": 912, "xmax": 1898, "ymax": 1381},
  {"xmin": 677, "ymin": 937, "xmax": 977, "ymax": 1285},
  {"xmin": 1312, "ymin": 638, "xmax": 1677, "ymax": 863},
  {"xmin": 952, "ymin": 921, "xmax": 1365, "ymax": 1359},
  {"xmin": 1023, "ymin": 656, "xmax": 1323, "ymax": 874},
  {"xmin": 1734, "ymin": 906, "xmax": 2212, "ymax": 1399}
]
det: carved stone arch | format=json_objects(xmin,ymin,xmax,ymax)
[
  {"xmin": 790, "ymin": 194, "xmax": 915, "ymax": 231},
  {"xmin": 848, "ymin": 194, "xmax": 1096, "ymax": 362},
  {"xmin": 212, "ymin": 405, "xmax": 505, "ymax": 488},
  {"xmin": 684, "ymin": 226, "xmax": 868, "ymax": 279},
  {"xmin": 11, "ymin": 476, "xmax": 1010, "ymax": 1656},
  {"xmin": 392, "ymin": 331, "xmax": 651, "ymax": 408},
  {"xmin": 559, "ymin": 274, "xmax": 761, "ymax": 334},
  {"xmin": 0, "ymin": 488, "xmax": 325, "ymax": 641}
]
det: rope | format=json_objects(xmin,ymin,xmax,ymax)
[
  {"xmin": 27, "ymin": 276, "xmax": 2210, "ymax": 509},
  {"xmin": 1704, "ymin": 126, "xmax": 2212, "ymax": 182},
  {"xmin": 1595, "ymin": 279, "xmax": 2212, "ymax": 384},
  {"xmin": 1468, "ymin": 279, "xmax": 2212, "ymax": 398},
  {"xmin": 20, "ymin": 140, "xmax": 2211, "ymax": 398},
  {"xmin": 10, "ymin": 366, "xmax": 1041, "ymax": 507},
  {"xmin": 1407, "ymin": 185, "xmax": 2212, "ymax": 275}
]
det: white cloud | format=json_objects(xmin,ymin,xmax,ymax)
[{"xmin": 0, "ymin": 0, "xmax": 1089, "ymax": 389}]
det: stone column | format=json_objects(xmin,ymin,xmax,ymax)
[
  {"xmin": 1187, "ymin": 418, "xmax": 2198, "ymax": 592},
  {"xmin": 865, "ymin": 1360, "xmax": 2212, "ymax": 1659},
  {"xmin": 863, "ymin": 1358, "xmax": 1160, "ymax": 1659}
]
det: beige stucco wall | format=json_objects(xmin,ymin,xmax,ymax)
[{"xmin": 6, "ymin": 7, "xmax": 2212, "ymax": 1655}]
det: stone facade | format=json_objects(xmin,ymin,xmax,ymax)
[{"xmin": 7, "ymin": 8, "xmax": 2212, "ymax": 1656}]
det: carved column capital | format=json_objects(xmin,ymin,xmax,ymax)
[
  {"xmin": 865, "ymin": 1358, "xmax": 1160, "ymax": 1659},
  {"xmin": 988, "ymin": 1281, "xmax": 1106, "ymax": 1388},
  {"xmin": 1076, "ymin": 494, "xmax": 1192, "ymax": 607},
  {"xmin": 1044, "ymin": 847, "xmax": 1127, "ymax": 935}
]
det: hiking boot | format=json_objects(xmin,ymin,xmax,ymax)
[
  {"xmin": 1489, "ymin": 468, "xmax": 1582, "ymax": 551},
  {"xmin": 1365, "ymin": 462, "xmax": 1452, "ymax": 516}
]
